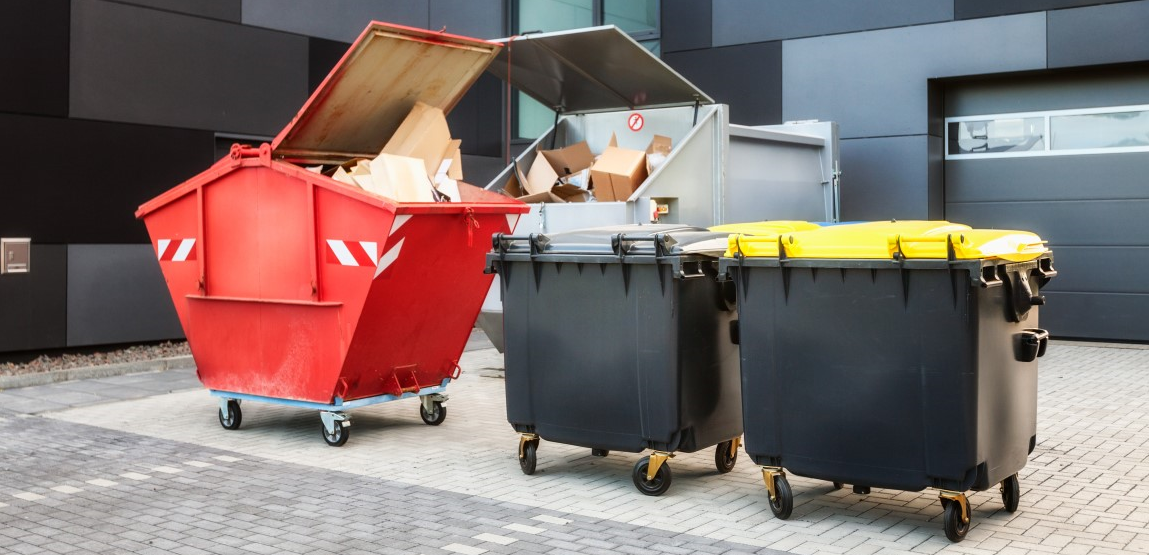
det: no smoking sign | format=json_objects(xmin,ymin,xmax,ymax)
[{"xmin": 627, "ymin": 112, "xmax": 644, "ymax": 131}]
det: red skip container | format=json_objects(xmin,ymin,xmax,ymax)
[{"xmin": 136, "ymin": 22, "xmax": 527, "ymax": 446}]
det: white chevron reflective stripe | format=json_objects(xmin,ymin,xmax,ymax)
[
  {"xmin": 156, "ymin": 238, "xmax": 196, "ymax": 261},
  {"xmin": 390, "ymin": 214, "xmax": 412, "ymax": 235},
  {"xmin": 506, "ymin": 214, "xmax": 520, "ymax": 232},
  {"xmin": 326, "ymin": 240, "xmax": 378, "ymax": 267},
  {"xmin": 374, "ymin": 238, "xmax": 405, "ymax": 278}
]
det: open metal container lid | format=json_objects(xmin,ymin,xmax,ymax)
[
  {"xmin": 488, "ymin": 26, "xmax": 713, "ymax": 114},
  {"xmin": 272, "ymin": 22, "xmax": 502, "ymax": 163}
]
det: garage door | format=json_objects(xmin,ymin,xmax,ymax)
[{"xmin": 944, "ymin": 68, "xmax": 1149, "ymax": 341}]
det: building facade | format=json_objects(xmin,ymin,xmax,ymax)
[{"xmin": 2, "ymin": 0, "xmax": 1147, "ymax": 353}]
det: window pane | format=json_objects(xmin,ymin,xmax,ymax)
[
  {"xmin": 1051, "ymin": 110, "xmax": 1149, "ymax": 150},
  {"xmin": 517, "ymin": 92, "xmax": 555, "ymax": 140},
  {"xmin": 517, "ymin": 0, "xmax": 593, "ymax": 33},
  {"xmin": 604, "ymin": 0, "xmax": 659, "ymax": 35},
  {"xmin": 948, "ymin": 117, "xmax": 1045, "ymax": 155},
  {"xmin": 639, "ymin": 39, "xmax": 661, "ymax": 57}
]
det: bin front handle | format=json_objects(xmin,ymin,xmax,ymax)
[
  {"xmin": 887, "ymin": 233, "xmax": 961, "ymax": 262},
  {"xmin": 611, "ymin": 233, "xmax": 672, "ymax": 258}
]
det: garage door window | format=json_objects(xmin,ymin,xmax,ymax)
[{"xmin": 946, "ymin": 105, "xmax": 1149, "ymax": 159}]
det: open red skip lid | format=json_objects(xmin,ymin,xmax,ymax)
[{"xmin": 272, "ymin": 21, "xmax": 502, "ymax": 163}]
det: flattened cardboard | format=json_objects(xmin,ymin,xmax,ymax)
[
  {"xmin": 380, "ymin": 101, "xmax": 452, "ymax": 177},
  {"xmin": 368, "ymin": 153, "xmax": 435, "ymax": 202},
  {"xmin": 505, "ymin": 162, "xmax": 588, "ymax": 203},
  {"xmin": 443, "ymin": 139, "xmax": 464, "ymax": 180},
  {"xmin": 590, "ymin": 145, "xmax": 647, "ymax": 202}
]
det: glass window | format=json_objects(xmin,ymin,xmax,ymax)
[
  {"xmin": 1051, "ymin": 110, "xmax": 1149, "ymax": 150},
  {"xmin": 604, "ymin": 0, "xmax": 659, "ymax": 37},
  {"xmin": 947, "ymin": 117, "xmax": 1045, "ymax": 156},
  {"xmin": 517, "ymin": 0, "xmax": 593, "ymax": 34},
  {"xmin": 512, "ymin": 0, "xmax": 661, "ymax": 140}
]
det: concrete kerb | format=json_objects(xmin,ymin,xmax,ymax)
[{"xmin": 0, "ymin": 355, "xmax": 196, "ymax": 390}]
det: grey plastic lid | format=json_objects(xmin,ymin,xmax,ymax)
[
  {"xmin": 519, "ymin": 224, "xmax": 727, "ymax": 257},
  {"xmin": 488, "ymin": 26, "xmax": 713, "ymax": 114}
]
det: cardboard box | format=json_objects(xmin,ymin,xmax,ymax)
[
  {"xmin": 368, "ymin": 153, "xmax": 435, "ymax": 202},
  {"xmin": 523, "ymin": 141, "xmax": 595, "ymax": 195},
  {"xmin": 590, "ymin": 145, "xmax": 647, "ymax": 202},
  {"xmin": 503, "ymin": 163, "xmax": 589, "ymax": 203},
  {"xmin": 645, "ymin": 135, "xmax": 672, "ymax": 174},
  {"xmin": 381, "ymin": 101, "xmax": 452, "ymax": 178}
]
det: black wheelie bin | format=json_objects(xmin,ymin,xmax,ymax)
[
  {"xmin": 487, "ymin": 225, "xmax": 743, "ymax": 496},
  {"xmin": 719, "ymin": 221, "xmax": 1056, "ymax": 541}
]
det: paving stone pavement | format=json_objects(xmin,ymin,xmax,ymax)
[{"xmin": 0, "ymin": 341, "xmax": 1146, "ymax": 555}]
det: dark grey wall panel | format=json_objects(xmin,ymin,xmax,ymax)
[
  {"xmin": 945, "ymin": 65, "xmax": 1149, "ymax": 116},
  {"xmin": 430, "ymin": 0, "xmax": 503, "ymax": 39},
  {"xmin": 308, "ymin": 37, "xmax": 351, "ymax": 93},
  {"xmin": 662, "ymin": 0, "xmax": 712, "ymax": 53},
  {"xmin": 927, "ymin": 135, "xmax": 945, "ymax": 219},
  {"xmin": 0, "ymin": 0, "xmax": 69, "ymax": 117},
  {"xmin": 946, "ymin": 154, "xmax": 1149, "ymax": 203},
  {"xmin": 1041, "ymin": 247, "xmax": 1149, "ymax": 294},
  {"xmin": 115, "ymin": 0, "xmax": 241, "ymax": 21},
  {"xmin": 839, "ymin": 136, "xmax": 930, "ymax": 220},
  {"xmin": 0, "ymin": 245, "xmax": 66, "ymax": 352},
  {"xmin": 945, "ymin": 199, "xmax": 1149, "ymax": 246},
  {"xmin": 782, "ymin": 14, "xmax": 1046, "ymax": 139},
  {"xmin": 242, "ymin": 0, "xmax": 429, "ymax": 42},
  {"xmin": 0, "ymin": 113, "xmax": 215, "ymax": 244},
  {"xmin": 1049, "ymin": 1, "xmax": 1149, "ymax": 67},
  {"xmin": 663, "ymin": 42, "xmax": 782, "ymax": 125},
  {"xmin": 67, "ymin": 245, "xmax": 183, "ymax": 347},
  {"xmin": 956, "ymin": 0, "xmax": 1136, "ymax": 20},
  {"xmin": 714, "ymin": 0, "xmax": 952, "ymax": 46},
  {"xmin": 448, "ymin": 73, "xmax": 503, "ymax": 157},
  {"xmin": 71, "ymin": 0, "xmax": 308, "ymax": 135},
  {"xmin": 1041, "ymin": 292, "xmax": 1149, "ymax": 341}
]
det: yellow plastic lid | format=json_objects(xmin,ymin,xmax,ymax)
[
  {"xmin": 729, "ymin": 221, "xmax": 1049, "ymax": 262},
  {"xmin": 712, "ymin": 221, "xmax": 820, "ymax": 258}
]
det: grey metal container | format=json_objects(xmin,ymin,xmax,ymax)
[
  {"xmin": 477, "ymin": 25, "xmax": 841, "ymax": 352},
  {"xmin": 487, "ymin": 224, "xmax": 743, "ymax": 496}
]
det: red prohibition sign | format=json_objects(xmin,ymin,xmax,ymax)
[{"xmin": 627, "ymin": 112, "xmax": 644, "ymax": 131}]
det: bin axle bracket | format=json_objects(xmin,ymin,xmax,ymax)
[
  {"xmin": 729, "ymin": 437, "xmax": 742, "ymax": 459},
  {"xmin": 319, "ymin": 411, "xmax": 349, "ymax": 435},
  {"xmin": 421, "ymin": 393, "xmax": 448, "ymax": 413},
  {"xmin": 646, "ymin": 451, "xmax": 674, "ymax": 482},
  {"xmin": 761, "ymin": 466, "xmax": 785, "ymax": 502},
  {"xmin": 218, "ymin": 398, "xmax": 240, "ymax": 420},
  {"xmin": 938, "ymin": 490, "xmax": 970, "ymax": 524},
  {"xmin": 518, "ymin": 433, "xmax": 538, "ymax": 458}
]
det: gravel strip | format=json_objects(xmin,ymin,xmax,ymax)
[{"xmin": 0, "ymin": 341, "xmax": 190, "ymax": 377}]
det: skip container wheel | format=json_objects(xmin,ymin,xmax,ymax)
[
  {"xmin": 519, "ymin": 439, "xmax": 538, "ymax": 475},
  {"xmin": 632, "ymin": 456, "xmax": 672, "ymax": 496},
  {"xmin": 1001, "ymin": 474, "xmax": 1020, "ymax": 513},
  {"xmin": 218, "ymin": 400, "xmax": 241, "ymax": 430},
  {"xmin": 420, "ymin": 400, "xmax": 447, "ymax": 426},
  {"xmin": 715, "ymin": 440, "xmax": 737, "ymax": 473},
  {"xmin": 943, "ymin": 500, "xmax": 969, "ymax": 542},
  {"xmin": 321, "ymin": 420, "xmax": 349, "ymax": 447},
  {"xmin": 767, "ymin": 474, "xmax": 793, "ymax": 519}
]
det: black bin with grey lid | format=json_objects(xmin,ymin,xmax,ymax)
[{"xmin": 487, "ymin": 224, "xmax": 742, "ymax": 496}]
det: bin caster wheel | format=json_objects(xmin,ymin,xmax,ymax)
[
  {"xmin": 767, "ymin": 474, "xmax": 793, "ymax": 520},
  {"xmin": 715, "ymin": 440, "xmax": 738, "ymax": 473},
  {"xmin": 218, "ymin": 400, "xmax": 241, "ymax": 430},
  {"xmin": 943, "ymin": 500, "xmax": 969, "ymax": 542},
  {"xmin": 632, "ymin": 456, "xmax": 672, "ymax": 496},
  {"xmin": 831, "ymin": 482, "xmax": 843, "ymax": 490},
  {"xmin": 519, "ymin": 439, "xmax": 538, "ymax": 475},
  {"xmin": 321, "ymin": 421, "xmax": 349, "ymax": 447},
  {"xmin": 591, "ymin": 449, "xmax": 609, "ymax": 457},
  {"xmin": 420, "ymin": 401, "xmax": 446, "ymax": 426},
  {"xmin": 1001, "ymin": 474, "xmax": 1020, "ymax": 513}
]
